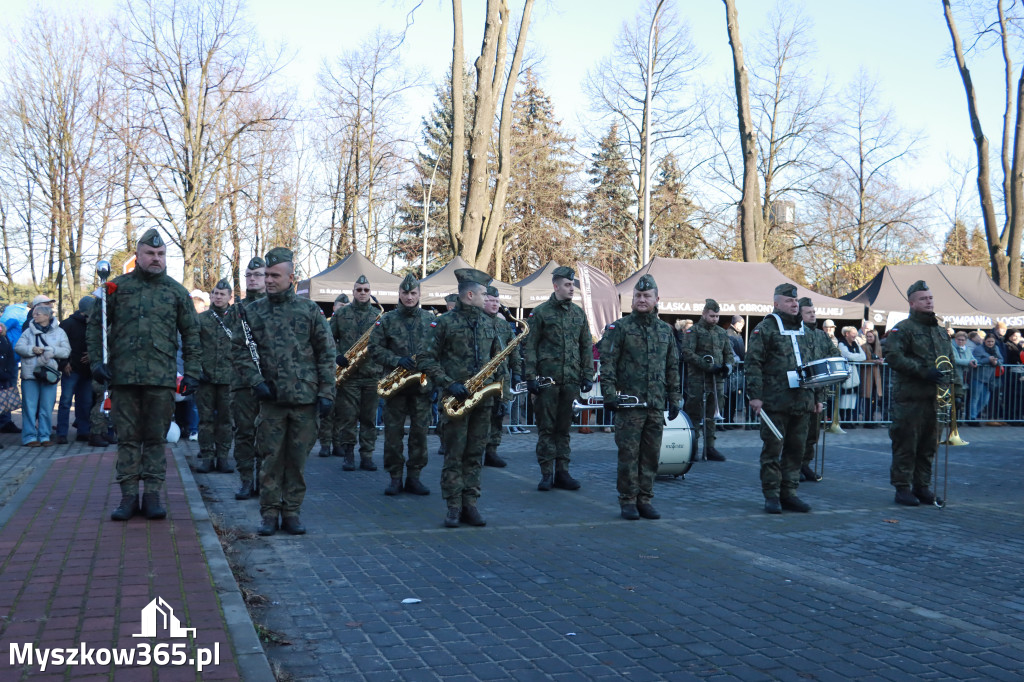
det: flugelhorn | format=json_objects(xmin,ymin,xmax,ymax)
[{"xmin": 933, "ymin": 355, "xmax": 955, "ymax": 508}]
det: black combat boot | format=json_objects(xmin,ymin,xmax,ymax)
[
  {"xmin": 537, "ymin": 470, "xmax": 554, "ymax": 491},
  {"xmin": 141, "ymin": 492, "xmax": 166, "ymax": 520},
  {"xmin": 194, "ymin": 458, "xmax": 214, "ymax": 474},
  {"xmin": 800, "ymin": 464, "xmax": 821, "ymax": 482},
  {"xmin": 780, "ymin": 495, "xmax": 811, "ymax": 513},
  {"xmin": 318, "ymin": 444, "xmax": 332, "ymax": 457},
  {"xmin": 553, "ymin": 470, "xmax": 581, "ymax": 490},
  {"xmin": 359, "ymin": 457, "xmax": 378, "ymax": 471},
  {"xmin": 216, "ymin": 457, "xmax": 234, "ymax": 474},
  {"xmin": 460, "ymin": 505, "xmax": 486, "ymax": 527},
  {"xmin": 894, "ymin": 487, "xmax": 920, "ymax": 506},
  {"xmin": 764, "ymin": 497, "xmax": 782, "ymax": 514},
  {"xmin": 341, "ymin": 444, "xmax": 356, "ymax": 471},
  {"xmin": 404, "ymin": 477, "xmax": 430, "ymax": 496},
  {"xmin": 385, "ymin": 477, "xmax": 403, "ymax": 496},
  {"xmin": 110, "ymin": 495, "xmax": 139, "ymax": 522},
  {"xmin": 258, "ymin": 515, "xmax": 278, "ymax": 536},
  {"xmin": 483, "ymin": 447, "xmax": 507, "ymax": 468},
  {"xmin": 235, "ymin": 482, "xmax": 255, "ymax": 500},
  {"xmin": 88, "ymin": 433, "xmax": 108, "ymax": 448},
  {"xmin": 620, "ymin": 503, "xmax": 640, "ymax": 520},
  {"xmin": 280, "ymin": 516, "xmax": 306, "ymax": 535},
  {"xmin": 912, "ymin": 486, "xmax": 936, "ymax": 505},
  {"xmin": 705, "ymin": 447, "xmax": 726, "ymax": 462},
  {"xmin": 636, "ymin": 502, "xmax": 661, "ymax": 519},
  {"xmin": 444, "ymin": 506, "xmax": 461, "ymax": 528}
]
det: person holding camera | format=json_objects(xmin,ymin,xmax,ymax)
[{"xmin": 15, "ymin": 296, "xmax": 70, "ymax": 447}]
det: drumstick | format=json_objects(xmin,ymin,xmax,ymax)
[{"xmin": 759, "ymin": 410, "xmax": 783, "ymax": 440}]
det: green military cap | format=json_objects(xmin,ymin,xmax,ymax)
[
  {"xmin": 704, "ymin": 298, "xmax": 719, "ymax": 312},
  {"xmin": 444, "ymin": 293, "xmax": 459, "ymax": 304},
  {"xmin": 485, "ymin": 285, "xmax": 499, "ymax": 297},
  {"xmin": 355, "ymin": 274, "xmax": 369, "ymax": 285},
  {"xmin": 774, "ymin": 283, "xmax": 798, "ymax": 297},
  {"xmin": 264, "ymin": 247, "xmax": 293, "ymax": 267},
  {"xmin": 454, "ymin": 268, "xmax": 492, "ymax": 287},
  {"xmin": 335, "ymin": 293, "xmax": 349, "ymax": 304},
  {"xmin": 552, "ymin": 265, "xmax": 575, "ymax": 281},
  {"xmin": 246, "ymin": 256, "xmax": 266, "ymax": 271},
  {"xmin": 399, "ymin": 273, "xmax": 419, "ymax": 292},
  {"xmin": 214, "ymin": 278, "xmax": 231, "ymax": 291},
  {"xmin": 798, "ymin": 296, "xmax": 813, "ymax": 309},
  {"xmin": 137, "ymin": 228, "xmax": 164, "ymax": 248},
  {"xmin": 634, "ymin": 274, "xmax": 657, "ymax": 291},
  {"xmin": 907, "ymin": 280, "xmax": 929, "ymax": 297}
]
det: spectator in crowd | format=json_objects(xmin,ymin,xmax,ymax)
[
  {"xmin": 56, "ymin": 296, "xmax": 96, "ymax": 444},
  {"xmin": 861, "ymin": 328, "xmax": 885, "ymax": 426},
  {"xmin": 967, "ymin": 330, "xmax": 983, "ymax": 352},
  {"xmin": 822, "ymin": 319, "xmax": 839, "ymax": 348},
  {"xmin": 969, "ymin": 333, "xmax": 1005, "ymax": 425},
  {"xmin": 951, "ymin": 330, "xmax": 977, "ymax": 421},
  {"xmin": 184, "ymin": 289, "xmax": 208, "ymax": 441},
  {"xmin": 1001, "ymin": 329, "xmax": 1024, "ymax": 422},
  {"xmin": 837, "ymin": 325, "xmax": 867, "ymax": 425},
  {"xmin": 856, "ymin": 320, "xmax": 872, "ymax": 345},
  {"xmin": 15, "ymin": 296, "xmax": 71, "ymax": 446},
  {"xmin": 726, "ymin": 315, "xmax": 746, "ymax": 425},
  {"xmin": 0, "ymin": 322, "xmax": 17, "ymax": 438}
]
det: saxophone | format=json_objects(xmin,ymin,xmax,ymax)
[
  {"xmin": 377, "ymin": 355, "xmax": 429, "ymax": 398},
  {"xmin": 442, "ymin": 311, "xmax": 528, "ymax": 419},
  {"xmin": 335, "ymin": 296, "xmax": 385, "ymax": 385}
]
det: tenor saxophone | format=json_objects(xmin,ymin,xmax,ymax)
[
  {"xmin": 442, "ymin": 312, "xmax": 529, "ymax": 419},
  {"xmin": 335, "ymin": 296, "xmax": 384, "ymax": 385},
  {"xmin": 377, "ymin": 356, "xmax": 428, "ymax": 398}
]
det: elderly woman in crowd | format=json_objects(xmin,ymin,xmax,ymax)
[
  {"xmin": 837, "ymin": 325, "xmax": 867, "ymax": 426},
  {"xmin": 15, "ymin": 296, "xmax": 71, "ymax": 446},
  {"xmin": 860, "ymin": 327, "xmax": 885, "ymax": 426},
  {"xmin": 951, "ymin": 330, "xmax": 976, "ymax": 421},
  {"xmin": 969, "ymin": 332, "xmax": 1005, "ymax": 425}
]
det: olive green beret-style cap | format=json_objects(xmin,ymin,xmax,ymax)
[
  {"xmin": 355, "ymin": 274, "xmax": 369, "ymax": 285},
  {"xmin": 552, "ymin": 265, "xmax": 575, "ymax": 281},
  {"xmin": 246, "ymin": 257, "xmax": 266, "ymax": 271},
  {"xmin": 214, "ymin": 278, "xmax": 231, "ymax": 291},
  {"xmin": 907, "ymin": 280, "xmax": 929, "ymax": 297},
  {"xmin": 335, "ymin": 293, "xmax": 349, "ymax": 304},
  {"xmin": 264, "ymin": 247, "xmax": 293, "ymax": 267},
  {"xmin": 634, "ymin": 274, "xmax": 657, "ymax": 291},
  {"xmin": 704, "ymin": 298, "xmax": 719, "ymax": 312},
  {"xmin": 399, "ymin": 273, "xmax": 419, "ymax": 292},
  {"xmin": 485, "ymin": 285, "xmax": 500, "ymax": 297},
  {"xmin": 774, "ymin": 283, "xmax": 798, "ymax": 298},
  {"xmin": 444, "ymin": 293, "xmax": 459, "ymax": 303},
  {"xmin": 137, "ymin": 228, "xmax": 164, "ymax": 249},
  {"xmin": 454, "ymin": 268, "xmax": 492, "ymax": 287},
  {"xmin": 798, "ymin": 296, "xmax": 813, "ymax": 309}
]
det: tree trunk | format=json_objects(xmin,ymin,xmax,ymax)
[
  {"xmin": 723, "ymin": 0, "xmax": 763, "ymax": 262},
  {"xmin": 448, "ymin": 0, "xmax": 466, "ymax": 254}
]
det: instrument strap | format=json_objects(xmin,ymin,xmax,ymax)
[{"xmin": 770, "ymin": 314, "xmax": 804, "ymax": 368}]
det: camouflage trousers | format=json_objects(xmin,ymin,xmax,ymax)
[
  {"xmin": 758, "ymin": 408, "xmax": 810, "ymax": 499},
  {"xmin": 110, "ymin": 385, "xmax": 175, "ymax": 495},
  {"xmin": 383, "ymin": 392, "xmax": 431, "ymax": 478},
  {"xmin": 257, "ymin": 402, "xmax": 318, "ymax": 518},
  {"xmin": 614, "ymin": 408, "xmax": 664, "ymax": 505},
  {"xmin": 197, "ymin": 383, "xmax": 233, "ymax": 461},
  {"xmin": 337, "ymin": 380, "xmax": 379, "ymax": 457},
  {"xmin": 487, "ymin": 401, "xmax": 504, "ymax": 451},
  {"xmin": 534, "ymin": 383, "xmax": 577, "ymax": 474},
  {"xmin": 90, "ymin": 380, "xmax": 114, "ymax": 437},
  {"xmin": 440, "ymin": 398, "xmax": 492, "ymax": 506},
  {"xmin": 232, "ymin": 387, "xmax": 260, "ymax": 486},
  {"xmin": 316, "ymin": 398, "xmax": 338, "ymax": 450},
  {"xmin": 888, "ymin": 398, "xmax": 937, "ymax": 489},
  {"xmin": 684, "ymin": 377, "xmax": 725, "ymax": 452}
]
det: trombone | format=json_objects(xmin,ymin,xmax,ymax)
[{"xmin": 933, "ymin": 355, "xmax": 957, "ymax": 508}]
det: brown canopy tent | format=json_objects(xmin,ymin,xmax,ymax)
[
  {"xmin": 419, "ymin": 255, "xmax": 519, "ymax": 307},
  {"xmin": 841, "ymin": 264, "xmax": 1024, "ymax": 330},
  {"xmin": 296, "ymin": 251, "xmax": 403, "ymax": 304},
  {"xmin": 513, "ymin": 260, "xmax": 582, "ymax": 307},
  {"xmin": 615, "ymin": 258, "xmax": 865, "ymax": 320}
]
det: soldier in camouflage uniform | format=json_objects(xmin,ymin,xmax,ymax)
[
  {"xmin": 87, "ymin": 228, "xmax": 201, "ymax": 521},
  {"xmin": 884, "ymin": 280, "xmax": 952, "ymax": 507},
  {"xmin": 234, "ymin": 247, "xmax": 335, "ymax": 536},
  {"xmin": 680, "ymin": 298, "xmax": 735, "ymax": 462},
  {"xmin": 435, "ymin": 293, "xmax": 460, "ymax": 456},
  {"xmin": 195, "ymin": 279, "xmax": 236, "ymax": 474},
  {"xmin": 421, "ymin": 268, "xmax": 505, "ymax": 528},
  {"xmin": 317, "ymin": 293, "xmax": 349, "ymax": 458},
  {"xmin": 370, "ymin": 274, "xmax": 434, "ymax": 496},
  {"xmin": 745, "ymin": 283, "xmax": 824, "ymax": 514},
  {"xmin": 799, "ymin": 297, "xmax": 840, "ymax": 483},
  {"xmin": 483, "ymin": 285, "xmax": 522, "ymax": 469},
  {"xmin": 224, "ymin": 257, "xmax": 266, "ymax": 499},
  {"xmin": 523, "ymin": 266, "xmax": 591, "ymax": 490},
  {"xmin": 600, "ymin": 274, "xmax": 681, "ymax": 521},
  {"xmin": 333, "ymin": 275, "xmax": 382, "ymax": 471}
]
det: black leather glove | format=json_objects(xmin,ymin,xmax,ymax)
[
  {"xmin": 580, "ymin": 379, "xmax": 594, "ymax": 393},
  {"xmin": 702, "ymin": 357, "xmax": 715, "ymax": 371},
  {"xmin": 397, "ymin": 356, "xmax": 416, "ymax": 371},
  {"xmin": 604, "ymin": 395, "xmax": 620, "ymax": 412},
  {"xmin": 926, "ymin": 369, "xmax": 946, "ymax": 384},
  {"xmin": 668, "ymin": 403, "xmax": 680, "ymax": 421},
  {"xmin": 179, "ymin": 375, "xmax": 200, "ymax": 397},
  {"xmin": 494, "ymin": 401, "xmax": 508, "ymax": 417},
  {"xmin": 447, "ymin": 382, "xmax": 470, "ymax": 400},
  {"xmin": 91, "ymin": 362, "xmax": 112, "ymax": 383},
  {"xmin": 711, "ymin": 364, "xmax": 723, "ymax": 375},
  {"xmin": 527, "ymin": 379, "xmax": 540, "ymax": 395},
  {"xmin": 512, "ymin": 374, "xmax": 522, "ymax": 387},
  {"xmin": 318, "ymin": 397, "xmax": 333, "ymax": 418},
  {"xmin": 336, "ymin": 354, "xmax": 349, "ymax": 368},
  {"xmin": 253, "ymin": 382, "xmax": 276, "ymax": 401},
  {"xmin": 199, "ymin": 371, "xmax": 211, "ymax": 384},
  {"xmin": 717, "ymin": 364, "xmax": 732, "ymax": 377}
]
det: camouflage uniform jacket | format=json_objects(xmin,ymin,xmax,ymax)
[
  {"xmin": 233, "ymin": 285, "xmax": 336, "ymax": 405},
  {"xmin": 332, "ymin": 299, "xmax": 382, "ymax": 382},
  {"xmin": 421, "ymin": 300, "xmax": 505, "ymax": 391},
  {"xmin": 86, "ymin": 268, "xmax": 200, "ymax": 388},
  {"xmin": 488, "ymin": 311, "xmax": 523, "ymax": 400},
  {"xmin": 884, "ymin": 310, "xmax": 957, "ymax": 402},
  {"xmin": 805, "ymin": 325, "xmax": 840, "ymax": 363},
  {"xmin": 224, "ymin": 291, "xmax": 265, "ymax": 390},
  {"xmin": 680, "ymin": 319, "xmax": 735, "ymax": 375},
  {"xmin": 523, "ymin": 293, "xmax": 590, "ymax": 385},
  {"xmin": 745, "ymin": 311, "xmax": 818, "ymax": 413},
  {"xmin": 599, "ymin": 311, "xmax": 681, "ymax": 409},
  {"xmin": 198, "ymin": 305, "xmax": 235, "ymax": 385},
  {"xmin": 369, "ymin": 303, "xmax": 436, "ymax": 392}
]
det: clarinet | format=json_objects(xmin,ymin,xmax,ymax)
[{"xmin": 237, "ymin": 305, "xmax": 264, "ymax": 380}]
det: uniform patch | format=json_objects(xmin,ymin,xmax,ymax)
[
  {"xmin": 375, "ymin": 320, "xmax": 381, "ymax": 326},
  {"xmin": 607, "ymin": 324, "xmax": 615, "ymax": 329},
  {"xmin": 430, "ymin": 321, "xmax": 437, "ymax": 327}
]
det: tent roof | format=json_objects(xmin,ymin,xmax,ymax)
[
  {"xmin": 841, "ymin": 264, "xmax": 1024, "ymax": 328},
  {"xmin": 420, "ymin": 256, "xmax": 519, "ymax": 306},
  {"xmin": 513, "ymin": 260, "xmax": 582, "ymax": 306},
  {"xmin": 296, "ymin": 251, "xmax": 403, "ymax": 304},
  {"xmin": 616, "ymin": 257, "xmax": 865, "ymax": 319}
]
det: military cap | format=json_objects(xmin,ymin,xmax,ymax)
[
  {"xmin": 264, "ymin": 247, "xmax": 293, "ymax": 267},
  {"xmin": 704, "ymin": 298, "xmax": 720, "ymax": 312},
  {"xmin": 335, "ymin": 293, "xmax": 349, "ymax": 304},
  {"xmin": 634, "ymin": 274, "xmax": 657, "ymax": 291},
  {"xmin": 552, "ymin": 265, "xmax": 575, "ymax": 281},
  {"xmin": 355, "ymin": 274, "xmax": 369, "ymax": 285},
  {"xmin": 214, "ymin": 278, "xmax": 231, "ymax": 291},
  {"xmin": 485, "ymin": 285, "xmax": 500, "ymax": 297},
  {"xmin": 246, "ymin": 256, "xmax": 266, "ymax": 271},
  {"xmin": 444, "ymin": 293, "xmax": 459, "ymax": 304},
  {"xmin": 798, "ymin": 296, "xmax": 813, "ymax": 310},
  {"xmin": 774, "ymin": 283, "xmax": 798, "ymax": 298},
  {"xmin": 907, "ymin": 280, "xmax": 929, "ymax": 297},
  {"xmin": 454, "ymin": 268, "xmax": 491, "ymax": 287},
  {"xmin": 399, "ymin": 273, "xmax": 419, "ymax": 292},
  {"xmin": 78, "ymin": 296, "xmax": 96, "ymax": 314},
  {"xmin": 137, "ymin": 228, "xmax": 164, "ymax": 249}
]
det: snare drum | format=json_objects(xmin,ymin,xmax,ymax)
[
  {"xmin": 658, "ymin": 411, "xmax": 696, "ymax": 476},
  {"xmin": 798, "ymin": 358, "xmax": 851, "ymax": 387}
]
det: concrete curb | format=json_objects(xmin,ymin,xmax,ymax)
[{"xmin": 172, "ymin": 445, "xmax": 276, "ymax": 682}]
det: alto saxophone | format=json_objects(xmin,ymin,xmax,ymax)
[
  {"xmin": 442, "ymin": 311, "xmax": 529, "ymax": 419},
  {"xmin": 378, "ymin": 355, "xmax": 428, "ymax": 398},
  {"xmin": 335, "ymin": 296, "xmax": 385, "ymax": 385}
]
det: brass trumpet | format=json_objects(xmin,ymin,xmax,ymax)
[{"xmin": 511, "ymin": 376, "xmax": 554, "ymax": 395}]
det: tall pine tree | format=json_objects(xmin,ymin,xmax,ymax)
[
  {"xmin": 583, "ymin": 123, "xmax": 637, "ymax": 282},
  {"xmin": 649, "ymin": 152, "xmax": 701, "ymax": 259}
]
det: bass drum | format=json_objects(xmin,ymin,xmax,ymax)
[{"xmin": 658, "ymin": 411, "xmax": 696, "ymax": 477}]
